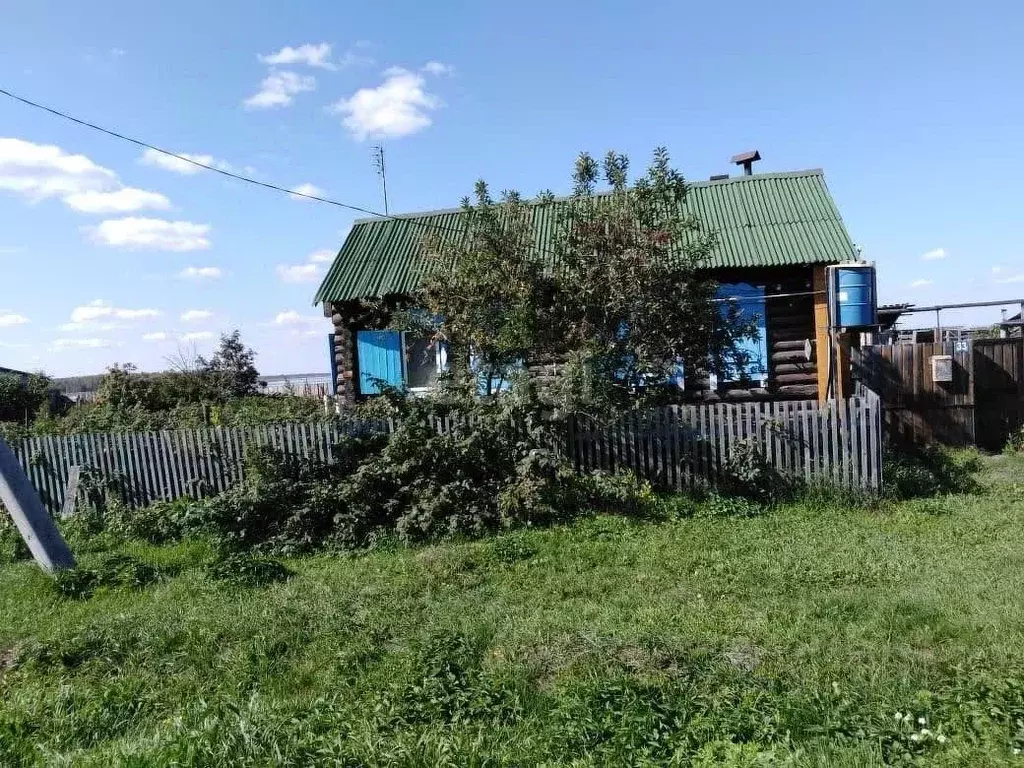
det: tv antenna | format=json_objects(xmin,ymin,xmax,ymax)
[{"xmin": 372, "ymin": 145, "xmax": 389, "ymax": 215}]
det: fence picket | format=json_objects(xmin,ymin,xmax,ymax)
[{"xmin": 15, "ymin": 398, "xmax": 883, "ymax": 515}]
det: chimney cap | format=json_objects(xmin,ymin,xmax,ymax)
[{"xmin": 730, "ymin": 150, "xmax": 762, "ymax": 164}]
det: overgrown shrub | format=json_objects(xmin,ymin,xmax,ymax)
[
  {"xmin": 52, "ymin": 554, "xmax": 161, "ymax": 600},
  {"xmin": 204, "ymin": 436, "xmax": 385, "ymax": 554},
  {"xmin": 721, "ymin": 438, "xmax": 798, "ymax": 505},
  {"xmin": 883, "ymin": 442, "xmax": 980, "ymax": 500},
  {"xmin": 1006, "ymin": 426, "xmax": 1024, "ymax": 454},
  {"xmin": 103, "ymin": 498, "xmax": 208, "ymax": 545},
  {"xmin": 205, "ymin": 552, "xmax": 292, "ymax": 587}
]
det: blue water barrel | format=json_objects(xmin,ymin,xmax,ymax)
[{"xmin": 835, "ymin": 265, "xmax": 877, "ymax": 328}]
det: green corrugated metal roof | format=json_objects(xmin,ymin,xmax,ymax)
[{"xmin": 314, "ymin": 169, "xmax": 857, "ymax": 304}]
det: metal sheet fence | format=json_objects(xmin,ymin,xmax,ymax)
[{"xmin": 13, "ymin": 396, "xmax": 882, "ymax": 515}]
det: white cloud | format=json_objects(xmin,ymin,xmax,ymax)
[
  {"xmin": 0, "ymin": 138, "xmax": 172, "ymax": 220},
  {"xmin": 996, "ymin": 273, "xmax": 1024, "ymax": 284},
  {"xmin": 0, "ymin": 137, "xmax": 117, "ymax": 201},
  {"xmin": 244, "ymin": 70, "xmax": 316, "ymax": 109},
  {"xmin": 0, "ymin": 311, "xmax": 29, "ymax": 327},
  {"xmin": 140, "ymin": 148, "xmax": 235, "ymax": 175},
  {"xmin": 142, "ymin": 331, "xmax": 168, "ymax": 341},
  {"xmin": 177, "ymin": 266, "xmax": 223, "ymax": 280},
  {"xmin": 88, "ymin": 217, "xmax": 211, "ymax": 251},
  {"xmin": 421, "ymin": 61, "xmax": 454, "ymax": 76},
  {"xmin": 63, "ymin": 187, "xmax": 171, "ymax": 213},
  {"xmin": 181, "ymin": 309, "xmax": 213, "ymax": 322},
  {"xmin": 276, "ymin": 248, "xmax": 334, "ymax": 283},
  {"xmin": 181, "ymin": 331, "xmax": 214, "ymax": 342},
  {"xmin": 51, "ymin": 337, "xmax": 111, "ymax": 350},
  {"xmin": 111, "ymin": 48, "xmax": 126, "ymax": 57},
  {"xmin": 276, "ymin": 263, "xmax": 321, "ymax": 283},
  {"xmin": 992, "ymin": 266, "xmax": 1002, "ymax": 274},
  {"xmin": 65, "ymin": 300, "xmax": 160, "ymax": 330},
  {"xmin": 920, "ymin": 247, "xmax": 946, "ymax": 261},
  {"xmin": 331, "ymin": 68, "xmax": 440, "ymax": 140},
  {"xmin": 337, "ymin": 46, "xmax": 375, "ymax": 69},
  {"xmin": 274, "ymin": 310, "xmax": 306, "ymax": 325},
  {"xmin": 259, "ymin": 43, "xmax": 334, "ymax": 70},
  {"xmin": 909, "ymin": 279, "xmax": 933, "ymax": 288},
  {"xmin": 289, "ymin": 182, "xmax": 322, "ymax": 200}
]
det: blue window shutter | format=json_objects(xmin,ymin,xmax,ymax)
[
  {"xmin": 357, "ymin": 330, "xmax": 403, "ymax": 395},
  {"xmin": 717, "ymin": 283, "xmax": 767, "ymax": 383}
]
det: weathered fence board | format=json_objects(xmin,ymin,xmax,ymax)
[
  {"xmin": 565, "ymin": 395, "xmax": 882, "ymax": 492},
  {"xmin": 854, "ymin": 338, "xmax": 1024, "ymax": 449},
  {"xmin": 14, "ymin": 397, "xmax": 883, "ymax": 515}
]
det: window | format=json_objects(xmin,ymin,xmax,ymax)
[
  {"xmin": 717, "ymin": 283, "xmax": 767, "ymax": 386},
  {"xmin": 356, "ymin": 330, "xmax": 448, "ymax": 396},
  {"xmin": 405, "ymin": 334, "xmax": 447, "ymax": 392}
]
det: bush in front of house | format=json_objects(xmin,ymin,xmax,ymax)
[
  {"xmin": 882, "ymin": 441, "xmax": 981, "ymax": 500},
  {"xmin": 60, "ymin": 388, "xmax": 659, "ymax": 555}
]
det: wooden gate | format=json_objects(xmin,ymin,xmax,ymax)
[
  {"xmin": 853, "ymin": 338, "xmax": 1024, "ymax": 449},
  {"xmin": 974, "ymin": 338, "xmax": 1024, "ymax": 448}
]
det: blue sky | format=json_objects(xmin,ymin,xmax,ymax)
[{"xmin": 1, "ymin": 0, "xmax": 1023, "ymax": 376}]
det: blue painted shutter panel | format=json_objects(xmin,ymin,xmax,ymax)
[
  {"xmin": 716, "ymin": 283, "xmax": 767, "ymax": 383},
  {"xmin": 357, "ymin": 330, "xmax": 403, "ymax": 395}
]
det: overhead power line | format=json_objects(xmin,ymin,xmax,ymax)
[
  {"xmin": 0, "ymin": 84, "xmax": 848, "ymax": 305},
  {"xmin": 0, "ymin": 84, "xmax": 554, "ymax": 257},
  {"xmin": 0, "ymin": 85, "xmax": 385, "ymax": 216}
]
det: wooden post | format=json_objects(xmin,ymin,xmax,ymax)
[
  {"xmin": 813, "ymin": 266, "xmax": 830, "ymax": 403},
  {"xmin": 0, "ymin": 437, "xmax": 76, "ymax": 572},
  {"xmin": 834, "ymin": 333, "xmax": 853, "ymax": 400},
  {"xmin": 60, "ymin": 466, "xmax": 82, "ymax": 519}
]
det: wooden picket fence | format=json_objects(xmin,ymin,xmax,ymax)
[
  {"xmin": 12, "ymin": 395, "xmax": 882, "ymax": 516},
  {"xmin": 565, "ymin": 394, "xmax": 883, "ymax": 492},
  {"xmin": 13, "ymin": 420, "xmax": 390, "ymax": 516}
]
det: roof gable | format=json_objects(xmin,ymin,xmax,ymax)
[{"xmin": 314, "ymin": 169, "xmax": 857, "ymax": 304}]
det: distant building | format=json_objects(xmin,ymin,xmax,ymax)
[{"xmin": 1001, "ymin": 311, "xmax": 1022, "ymax": 339}]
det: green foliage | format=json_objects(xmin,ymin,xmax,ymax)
[
  {"xmin": 51, "ymin": 554, "xmax": 161, "ymax": 600},
  {"xmin": 12, "ymin": 330, "xmax": 273, "ymax": 436},
  {"xmin": 0, "ymin": 371, "xmax": 52, "ymax": 424},
  {"xmin": 417, "ymin": 147, "xmax": 757, "ymax": 415},
  {"xmin": 29, "ymin": 394, "xmax": 329, "ymax": 436},
  {"xmin": 0, "ymin": 451, "xmax": 1022, "ymax": 764},
  {"xmin": 883, "ymin": 442, "xmax": 981, "ymax": 500},
  {"xmin": 198, "ymin": 329, "xmax": 261, "ymax": 400},
  {"xmin": 1006, "ymin": 426, "xmax": 1024, "ymax": 454},
  {"xmin": 721, "ymin": 438, "xmax": 799, "ymax": 505},
  {"xmin": 0, "ymin": 514, "xmax": 30, "ymax": 564},
  {"xmin": 205, "ymin": 552, "xmax": 292, "ymax": 587}
]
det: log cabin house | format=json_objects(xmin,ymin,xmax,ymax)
[{"xmin": 314, "ymin": 165, "xmax": 859, "ymax": 405}]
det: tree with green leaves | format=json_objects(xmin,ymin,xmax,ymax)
[
  {"xmin": 0, "ymin": 372, "xmax": 53, "ymax": 425},
  {"xmin": 199, "ymin": 330, "xmax": 261, "ymax": 401},
  {"xmin": 414, "ymin": 147, "xmax": 756, "ymax": 413}
]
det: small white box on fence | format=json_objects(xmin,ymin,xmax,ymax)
[{"xmin": 931, "ymin": 355, "xmax": 954, "ymax": 383}]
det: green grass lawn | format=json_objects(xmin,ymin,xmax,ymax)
[{"xmin": 3, "ymin": 454, "xmax": 1024, "ymax": 766}]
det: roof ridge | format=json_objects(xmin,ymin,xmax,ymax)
[{"xmin": 348, "ymin": 168, "xmax": 827, "ymax": 225}]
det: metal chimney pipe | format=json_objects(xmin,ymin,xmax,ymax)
[{"xmin": 730, "ymin": 150, "xmax": 762, "ymax": 176}]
